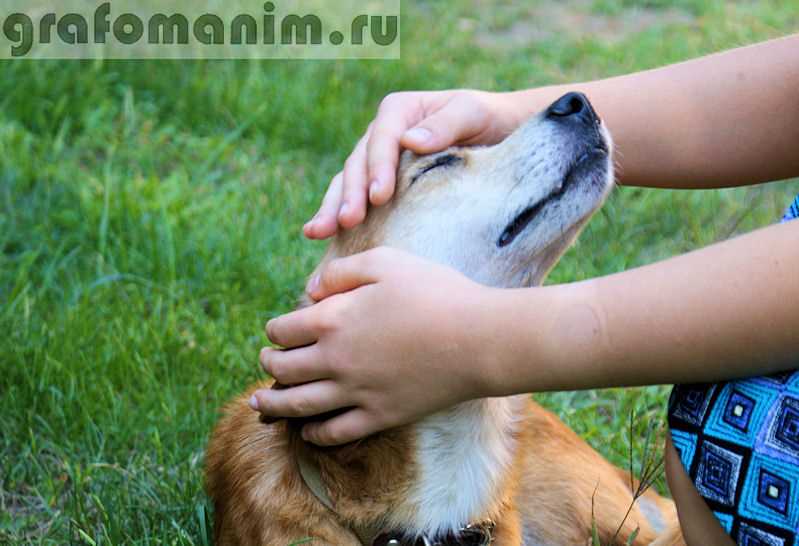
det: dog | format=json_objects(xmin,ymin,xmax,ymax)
[{"xmin": 205, "ymin": 92, "xmax": 687, "ymax": 546}]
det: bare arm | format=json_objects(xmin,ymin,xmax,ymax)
[
  {"xmin": 306, "ymin": 34, "xmax": 799, "ymax": 238},
  {"xmin": 484, "ymin": 220, "xmax": 799, "ymax": 396},
  {"xmin": 252, "ymin": 221, "xmax": 799, "ymax": 445},
  {"xmin": 506, "ymin": 34, "xmax": 799, "ymax": 189}
]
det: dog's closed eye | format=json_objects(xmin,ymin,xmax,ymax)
[{"xmin": 410, "ymin": 154, "xmax": 462, "ymax": 185}]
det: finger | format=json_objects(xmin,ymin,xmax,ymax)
[
  {"xmin": 301, "ymin": 408, "xmax": 377, "ymax": 446},
  {"xmin": 366, "ymin": 97, "xmax": 422, "ymax": 206},
  {"xmin": 249, "ymin": 381, "xmax": 349, "ymax": 420},
  {"xmin": 306, "ymin": 248, "xmax": 390, "ymax": 301},
  {"xmin": 266, "ymin": 307, "xmax": 320, "ymax": 348},
  {"xmin": 400, "ymin": 94, "xmax": 488, "ymax": 154},
  {"xmin": 339, "ymin": 129, "xmax": 372, "ymax": 229},
  {"xmin": 305, "ymin": 172, "xmax": 344, "ymax": 240},
  {"xmin": 365, "ymin": 126, "xmax": 403, "ymax": 207},
  {"xmin": 260, "ymin": 346, "xmax": 330, "ymax": 386}
]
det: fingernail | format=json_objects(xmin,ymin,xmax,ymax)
[
  {"xmin": 249, "ymin": 394, "xmax": 259, "ymax": 410},
  {"xmin": 404, "ymin": 127, "xmax": 432, "ymax": 144},
  {"xmin": 338, "ymin": 202, "xmax": 350, "ymax": 221},
  {"xmin": 301, "ymin": 427, "xmax": 312, "ymax": 442},
  {"xmin": 306, "ymin": 274, "xmax": 320, "ymax": 294},
  {"xmin": 259, "ymin": 347, "xmax": 270, "ymax": 367},
  {"xmin": 369, "ymin": 180, "xmax": 382, "ymax": 202}
]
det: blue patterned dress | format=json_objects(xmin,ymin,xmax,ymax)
[
  {"xmin": 668, "ymin": 193, "xmax": 799, "ymax": 545},
  {"xmin": 784, "ymin": 195, "xmax": 799, "ymax": 223}
]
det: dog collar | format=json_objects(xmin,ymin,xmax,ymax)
[
  {"xmin": 296, "ymin": 451, "xmax": 495, "ymax": 546},
  {"xmin": 372, "ymin": 522, "xmax": 495, "ymax": 545},
  {"xmin": 296, "ymin": 450, "xmax": 383, "ymax": 545}
]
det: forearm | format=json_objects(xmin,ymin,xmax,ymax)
[
  {"xmin": 499, "ymin": 34, "xmax": 799, "ymax": 189},
  {"xmin": 484, "ymin": 220, "xmax": 799, "ymax": 395}
]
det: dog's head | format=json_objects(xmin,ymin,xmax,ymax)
[{"xmin": 331, "ymin": 92, "xmax": 614, "ymax": 287}]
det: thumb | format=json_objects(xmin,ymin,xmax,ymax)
[
  {"xmin": 306, "ymin": 247, "xmax": 393, "ymax": 302},
  {"xmin": 400, "ymin": 94, "xmax": 489, "ymax": 154}
]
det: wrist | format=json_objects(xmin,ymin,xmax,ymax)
[
  {"xmin": 467, "ymin": 285, "xmax": 556, "ymax": 397},
  {"xmin": 460, "ymin": 285, "xmax": 516, "ymax": 399},
  {"xmin": 481, "ymin": 90, "xmax": 538, "ymax": 141},
  {"xmin": 490, "ymin": 91, "xmax": 530, "ymax": 137},
  {"xmin": 475, "ymin": 281, "xmax": 608, "ymax": 397},
  {"xmin": 502, "ymin": 83, "xmax": 598, "ymax": 134}
]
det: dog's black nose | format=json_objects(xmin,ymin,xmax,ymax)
[{"xmin": 545, "ymin": 92, "xmax": 599, "ymax": 125}]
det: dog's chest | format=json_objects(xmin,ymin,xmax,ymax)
[{"xmin": 402, "ymin": 397, "xmax": 524, "ymax": 536}]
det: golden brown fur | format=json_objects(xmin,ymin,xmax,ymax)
[
  {"xmin": 206, "ymin": 97, "xmax": 687, "ymax": 545},
  {"xmin": 207, "ymin": 384, "xmax": 682, "ymax": 545}
]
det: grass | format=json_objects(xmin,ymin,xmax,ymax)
[{"xmin": 2, "ymin": 0, "xmax": 798, "ymax": 543}]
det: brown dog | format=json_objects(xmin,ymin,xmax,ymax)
[{"xmin": 206, "ymin": 93, "xmax": 686, "ymax": 546}]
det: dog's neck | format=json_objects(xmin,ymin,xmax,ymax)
[
  {"xmin": 402, "ymin": 396, "xmax": 526, "ymax": 535},
  {"xmin": 296, "ymin": 396, "xmax": 525, "ymax": 540}
]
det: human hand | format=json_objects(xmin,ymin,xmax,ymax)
[
  {"xmin": 303, "ymin": 90, "xmax": 519, "ymax": 240},
  {"xmin": 249, "ymin": 247, "xmax": 500, "ymax": 446}
]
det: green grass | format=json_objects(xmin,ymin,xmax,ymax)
[{"xmin": 2, "ymin": 1, "xmax": 798, "ymax": 543}]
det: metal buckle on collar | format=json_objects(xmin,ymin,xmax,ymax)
[{"xmin": 372, "ymin": 522, "xmax": 495, "ymax": 546}]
